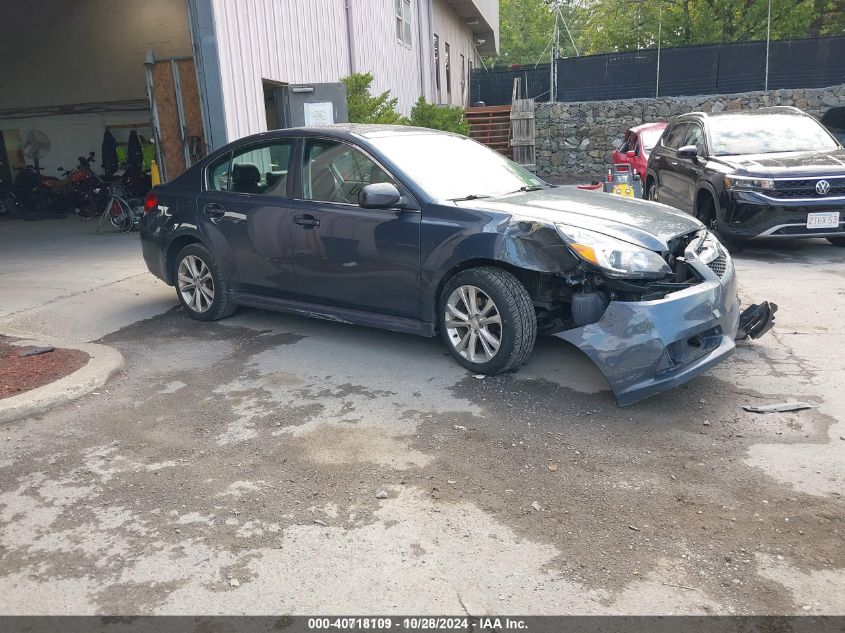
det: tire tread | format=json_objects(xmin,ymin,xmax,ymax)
[
  {"xmin": 175, "ymin": 243, "xmax": 237, "ymax": 321},
  {"xmin": 440, "ymin": 266, "xmax": 537, "ymax": 374}
]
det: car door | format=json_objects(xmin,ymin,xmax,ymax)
[
  {"xmin": 288, "ymin": 137, "xmax": 421, "ymax": 318},
  {"xmin": 655, "ymin": 122, "xmax": 689, "ymax": 209},
  {"xmin": 671, "ymin": 122, "xmax": 708, "ymax": 214},
  {"xmin": 196, "ymin": 138, "xmax": 298, "ymax": 296}
]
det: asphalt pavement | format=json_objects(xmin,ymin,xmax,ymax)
[{"xmin": 0, "ymin": 216, "xmax": 842, "ymax": 615}]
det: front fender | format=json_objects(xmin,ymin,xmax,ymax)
[{"xmin": 420, "ymin": 211, "xmax": 578, "ymax": 321}]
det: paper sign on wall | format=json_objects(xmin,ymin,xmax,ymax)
[{"xmin": 303, "ymin": 102, "xmax": 334, "ymax": 126}]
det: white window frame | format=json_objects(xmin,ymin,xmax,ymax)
[{"xmin": 395, "ymin": 0, "xmax": 412, "ymax": 48}]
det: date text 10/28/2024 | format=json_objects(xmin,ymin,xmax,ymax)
[{"xmin": 308, "ymin": 617, "xmax": 528, "ymax": 630}]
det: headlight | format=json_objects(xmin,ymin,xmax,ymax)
[
  {"xmin": 556, "ymin": 225, "xmax": 672, "ymax": 278},
  {"xmin": 695, "ymin": 231, "xmax": 723, "ymax": 265},
  {"xmin": 725, "ymin": 175, "xmax": 775, "ymax": 191}
]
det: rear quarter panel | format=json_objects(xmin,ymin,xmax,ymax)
[{"xmin": 139, "ymin": 184, "xmax": 202, "ymax": 285}]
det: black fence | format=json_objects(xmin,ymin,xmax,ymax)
[{"xmin": 471, "ymin": 35, "xmax": 845, "ymax": 106}]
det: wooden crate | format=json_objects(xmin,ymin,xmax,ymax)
[{"xmin": 465, "ymin": 105, "xmax": 512, "ymax": 158}]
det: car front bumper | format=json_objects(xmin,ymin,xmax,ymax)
[
  {"xmin": 555, "ymin": 241, "xmax": 743, "ymax": 406},
  {"xmin": 723, "ymin": 191, "xmax": 845, "ymax": 239}
]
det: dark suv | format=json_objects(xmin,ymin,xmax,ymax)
[{"xmin": 645, "ymin": 107, "xmax": 845, "ymax": 245}]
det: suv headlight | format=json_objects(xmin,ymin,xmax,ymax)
[
  {"xmin": 725, "ymin": 175, "xmax": 775, "ymax": 191},
  {"xmin": 556, "ymin": 225, "xmax": 672, "ymax": 278}
]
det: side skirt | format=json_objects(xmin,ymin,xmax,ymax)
[{"xmin": 230, "ymin": 292, "xmax": 436, "ymax": 338}]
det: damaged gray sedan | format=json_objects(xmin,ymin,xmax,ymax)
[{"xmin": 140, "ymin": 124, "xmax": 776, "ymax": 405}]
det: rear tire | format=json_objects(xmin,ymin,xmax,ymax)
[
  {"xmin": 174, "ymin": 243, "xmax": 237, "ymax": 321},
  {"xmin": 827, "ymin": 237, "xmax": 845, "ymax": 247},
  {"xmin": 646, "ymin": 179, "xmax": 658, "ymax": 201},
  {"xmin": 439, "ymin": 266, "xmax": 537, "ymax": 375}
]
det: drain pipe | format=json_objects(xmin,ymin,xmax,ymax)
[
  {"xmin": 345, "ymin": 0, "xmax": 356, "ymax": 75},
  {"xmin": 416, "ymin": 0, "xmax": 426, "ymax": 98}
]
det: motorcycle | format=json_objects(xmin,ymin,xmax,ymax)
[{"xmin": 0, "ymin": 172, "xmax": 22, "ymax": 216}]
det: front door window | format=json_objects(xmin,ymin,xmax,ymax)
[{"xmin": 302, "ymin": 140, "xmax": 394, "ymax": 205}]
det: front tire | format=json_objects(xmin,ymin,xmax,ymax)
[
  {"xmin": 697, "ymin": 194, "xmax": 741, "ymax": 253},
  {"xmin": 174, "ymin": 243, "xmax": 237, "ymax": 321},
  {"xmin": 439, "ymin": 266, "xmax": 537, "ymax": 375}
]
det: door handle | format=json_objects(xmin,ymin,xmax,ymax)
[
  {"xmin": 294, "ymin": 214, "xmax": 320, "ymax": 228},
  {"xmin": 204, "ymin": 202, "xmax": 225, "ymax": 218}
]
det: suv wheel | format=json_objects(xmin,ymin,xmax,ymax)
[
  {"xmin": 828, "ymin": 237, "xmax": 845, "ymax": 247},
  {"xmin": 174, "ymin": 243, "xmax": 237, "ymax": 321},
  {"xmin": 697, "ymin": 194, "xmax": 740, "ymax": 253},
  {"xmin": 439, "ymin": 267, "xmax": 537, "ymax": 375},
  {"xmin": 646, "ymin": 179, "xmax": 658, "ymax": 201}
]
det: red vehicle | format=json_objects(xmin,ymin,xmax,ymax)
[{"xmin": 612, "ymin": 122, "xmax": 668, "ymax": 180}]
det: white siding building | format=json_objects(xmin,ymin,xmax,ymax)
[
  {"xmin": 192, "ymin": 0, "xmax": 499, "ymax": 146},
  {"xmin": 0, "ymin": 0, "xmax": 498, "ymax": 183}
]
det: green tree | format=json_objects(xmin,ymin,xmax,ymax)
[
  {"xmin": 572, "ymin": 0, "xmax": 829, "ymax": 54},
  {"xmin": 495, "ymin": 0, "xmax": 556, "ymax": 66},
  {"xmin": 408, "ymin": 97, "xmax": 470, "ymax": 135},
  {"xmin": 341, "ymin": 73, "xmax": 405, "ymax": 124}
]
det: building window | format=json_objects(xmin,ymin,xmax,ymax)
[
  {"xmin": 460, "ymin": 54, "xmax": 466, "ymax": 106},
  {"xmin": 395, "ymin": 0, "xmax": 412, "ymax": 47},
  {"xmin": 445, "ymin": 43, "xmax": 451, "ymax": 103},
  {"xmin": 433, "ymin": 34, "xmax": 441, "ymax": 103}
]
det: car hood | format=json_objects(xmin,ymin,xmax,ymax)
[
  {"xmin": 457, "ymin": 186, "xmax": 702, "ymax": 252},
  {"xmin": 718, "ymin": 149, "xmax": 845, "ymax": 177}
]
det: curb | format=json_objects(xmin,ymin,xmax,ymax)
[{"xmin": 0, "ymin": 342, "xmax": 124, "ymax": 424}]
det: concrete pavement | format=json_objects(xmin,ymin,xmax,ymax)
[{"xmin": 0, "ymin": 218, "xmax": 174, "ymax": 342}]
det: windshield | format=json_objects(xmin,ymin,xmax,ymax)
[
  {"xmin": 709, "ymin": 114, "xmax": 839, "ymax": 155},
  {"xmin": 367, "ymin": 133, "xmax": 544, "ymax": 200},
  {"xmin": 641, "ymin": 128, "xmax": 664, "ymax": 152}
]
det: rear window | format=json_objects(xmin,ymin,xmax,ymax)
[
  {"xmin": 709, "ymin": 113, "xmax": 839, "ymax": 155},
  {"xmin": 641, "ymin": 128, "xmax": 664, "ymax": 151}
]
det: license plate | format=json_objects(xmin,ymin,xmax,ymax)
[{"xmin": 806, "ymin": 211, "xmax": 840, "ymax": 229}]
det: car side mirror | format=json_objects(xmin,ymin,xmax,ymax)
[
  {"xmin": 626, "ymin": 150, "xmax": 636, "ymax": 158},
  {"xmin": 677, "ymin": 144, "xmax": 698, "ymax": 159},
  {"xmin": 359, "ymin": 182, "xmax": 402, "ymax": 209}
]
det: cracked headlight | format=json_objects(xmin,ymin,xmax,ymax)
[{"xmin": 556, "ymin": 225, "xmax": 672, "ymax": 279}]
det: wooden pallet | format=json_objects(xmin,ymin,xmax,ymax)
[{"xmin": 465, "ymin": 105, "xmax": 513, "ymax": 158}]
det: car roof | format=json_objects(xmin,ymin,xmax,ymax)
[
  {"xmin": 628, "ymin": 121, "xmax": 668, "ymax": 133},
  {"xmin": 227, "ymin": 124, "xmax": 453, "ymax": 146},
  {"xmin": 675, "ymin": 106, "xmax": 808, "ymax": 122}
]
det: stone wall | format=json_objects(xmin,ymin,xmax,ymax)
[{"xmin": 535, "ymin": 84, "xmax": 845, "ymax": 180}]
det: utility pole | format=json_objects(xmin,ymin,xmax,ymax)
[
  {"xmin": 764, "ymin": 0, "xmax": 772, "ymax": 90},
  {"xmin": 549, "ymin": 1, "xmax": 559, "ymax": 103},
  {"xmin": 655, "ymin": 1, "xmax": 662, "ymax": 97}
]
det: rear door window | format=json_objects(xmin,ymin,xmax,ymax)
[
  {"xmin": 207, "ymin": 153, "xmax": 231, "ymax": 191},
  {"xmin": 229, "ymin": 141, "xmax": 294, "ymax": 196}
]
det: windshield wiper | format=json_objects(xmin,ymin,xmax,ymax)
[
  {"xmin": 512, "ymin": 185, "xmax": 546, "ymax": 193},
  {"xmin": 448, "ymin": 194, "xmax": 491, "ymax": 201}
]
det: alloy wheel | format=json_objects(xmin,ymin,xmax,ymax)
[
  {"xmin": 178, "ymin": 255, "xmax": 215, "ymax": 313},
  {"xmin": 444, "ymin": 285, "xmax": 502, "ymax": 363}
]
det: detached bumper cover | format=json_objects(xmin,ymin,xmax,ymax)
[{"xmin": 555, "ymin": 241, "xmax": 744, "ymax": 406}]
